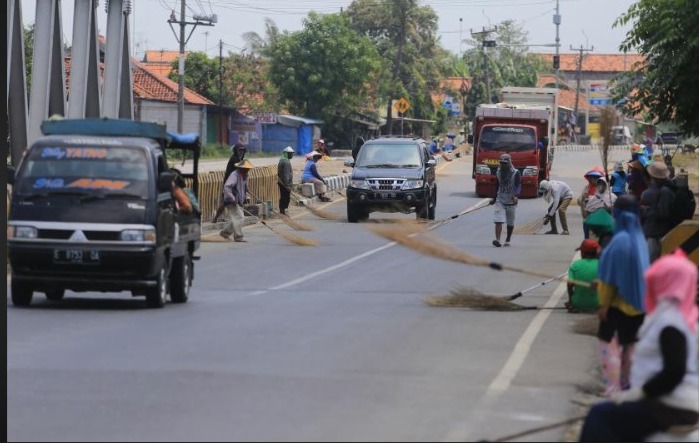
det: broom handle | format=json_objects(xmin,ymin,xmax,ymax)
[
  {"xmin": 508, "ymin": 272, "xmax": 568, "ymax": 300},
  {"xmin": 480, "ymin": 414, "xmax": 587, "ymax": 442},
  {"xmin": 498, "ymin": 263, "xmax": 591, "ymax": 288}
]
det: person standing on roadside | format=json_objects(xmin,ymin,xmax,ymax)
[
  {"xmin": 609, "ymin": 161, "xmax": 628, "ymax": 197},
  {"xmin": 538, "ymin": 179, "xmax": 574, "ymax": 235},
  {"xmin": 213, "ymin": 143, "xmax": 247, "ymax": 223},
  {"xmin": 490, "ymin": 153, "xmax": 521, "ymax": 247},
  {"xmin": 220, "ymin": 160, "xmax": 253, "ymax": 242},
  {"xmin": 578, "ymin": 167, "xmax": 605, "ymax": 238},
  {"xmin": 594, "ymin": 194, "xmax": 650, "ymax": 397},
  {"xmin": 302, "ymin": 151, "xmax": 332, "ymax": 202},
  {"xmin": 579, "ymin": 249, "xmax": 698, "ymax": 442},
  {"xmin": 639, "ymin": 162, "xmax": 678, "ymax": 262},
  {"xmin": 277, "ymin": 146, "xmax": 295, "ymax": 215}
]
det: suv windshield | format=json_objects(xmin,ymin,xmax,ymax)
[
  {"xmin": 15, "ymin": 145, "xmax": 150, "ymax": 197},
  {"xmin": 355, "ymin": 143, "xmax": 422, "ymax": 168},
  {"xmin": 479, "ymin": 126, "xmax": 536, "ymax": 152}
]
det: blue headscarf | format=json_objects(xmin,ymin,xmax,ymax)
[{"xmin": 597, "ymin": 210, "xmax": 650, "ymax": 311}]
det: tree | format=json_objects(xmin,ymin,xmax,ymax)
[
  {"xmin": 242, "ymin": 18, "xmax": 283, "ymax": 57},
  {"xmin": 461, "ymin": 20, "xmax": 547, "ymax": 118},
  {"xmin": 347, "ymin": 0, "xmax": 441, "ymax": 134},
  {"xmin": 266, "ymin": 12, "xmax": 382, "ymax": 136},
  {"xmin": 613, "ymin": 0, "xmax": 699, "ymax": 135},
  {"xmin": 168, "ymin": 51, "xmax": 220, "ymax": 103}
]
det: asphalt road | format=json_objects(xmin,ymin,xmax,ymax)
[{"xmin": 7, "ymin": 148, "xmax": 632, "ymax": 442}]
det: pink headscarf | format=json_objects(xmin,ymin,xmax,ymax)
[{"xmin": 644, "ymin": 249, "xmax": 699, "ymax": 332}]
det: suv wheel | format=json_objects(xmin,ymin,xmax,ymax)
[
  {"xmin": 416, "ymin": 192, "xmax": 430, "ymax": 220},
  {"xmin": 347, "ymin": 201, "xmax": 361, "ymax": 223},
  {"xmin": 11, "ymin": 279, "xmax": 33, "ymax": 306},
  {"xmin": 428, "ymin": 188, "xmax": 437, "ymax": 220}
]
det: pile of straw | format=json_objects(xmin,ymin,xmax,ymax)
[
  {"xmin": 424, "ymin": 287, "xmax": 529, "ymax": 311},
  {"xmin": 513, "ymin": 217, "xmax": 546, "ymax": 235}
]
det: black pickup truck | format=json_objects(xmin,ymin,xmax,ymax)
[{"xmin": 7, "ymin": 119, "xmax": 201, "ymax": 308}]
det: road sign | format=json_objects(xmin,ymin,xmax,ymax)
[
  {"xmin": 253, "ymin": 112, "xmax": 277, "ymax": 124},
  {"xmin": 588, "ymin": 82, "xmax": 612, "ymax": 106},
  {"xmin": 394, "ymin": 97, "xmax": 411, "ymax": 114}
]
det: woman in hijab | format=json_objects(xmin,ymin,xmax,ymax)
[
  {"xmin": 580, "ymin": 249, "xmax": 698, "ymax": 442},
  {"xmin": 577, "ymin": 167, "xmax": 605, "ymax": 238},
  {"xmin": 595, "ymin": 194, "xmax": 650, "ymax": 397}
]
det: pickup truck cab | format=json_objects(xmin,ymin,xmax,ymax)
[
  {"xmin": 7, "ymin": 118, "xmax": 201, "ymax": 308},
  {"xmin": 344, "ymin": 136, "xmax": 437, "ymax": 222}
]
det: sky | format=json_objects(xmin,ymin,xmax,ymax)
[{"xmin": 20, "ymin": 0, "xmax": 639, "ymax": 59}]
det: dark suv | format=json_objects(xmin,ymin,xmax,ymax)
[{"xmin": 344, "ymin": 136, "xmax": 437, "ymax": 222}]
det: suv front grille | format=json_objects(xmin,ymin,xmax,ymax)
[{"xmin": 367, "ymin": 178, "xmax": 405, "ymax": 191}]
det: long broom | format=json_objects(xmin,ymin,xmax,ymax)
[
  {"xmin": 240, "ymin": 206, "xmax": 318, "ymax": 246},
  {"xmin": 286, "ymin": 185, "xmax": 341, "ymax": 221},
  {"xmin": 247, "ymin": 191, "xmax": 314, "ymax": 232},
  {"xmin": 368, "ymin": 224, "xmax": 590, "ymax": 287}
]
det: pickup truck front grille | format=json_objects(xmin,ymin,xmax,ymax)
[{"xmin": 367, "ymin": 178, "xmax": 405, "ymax": 191}]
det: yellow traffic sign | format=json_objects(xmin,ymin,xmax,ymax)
[{"xmin": 394, "ymin": 97, "xmax": 411, "ymax": 114}]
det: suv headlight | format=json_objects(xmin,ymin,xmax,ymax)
[
  {"xmin": 120, "ymin": 229, "xmax": 156, "ymax": 242},
  {"xmin": 8, "ymin": 225, "xmax": 38, "ymax": 239},
  {"xmin": 401, "ymin": 179, "xmax": 424, "ymax": 190},
  {"xmin": 522, "ymin": 166, "xmax": 538, "ymax": 177},
  {"xmin": 350, "ymin": 179, "xmax": 371, "ymax": 190},
  {"xmin": 475, "ymin": 164, "xmax": 491, "ymax": 175}
]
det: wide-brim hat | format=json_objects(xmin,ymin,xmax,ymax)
[
  {"xmin": 647, "ymin": 161, "xmax": 670, "ymax": 179},
  {"xmin": 235, "ymin": 160, "xmax": 254, "ymax": 169},
  {"xmin": 307, "ymin": 151, "xmax": 323, "ymax": 159}
]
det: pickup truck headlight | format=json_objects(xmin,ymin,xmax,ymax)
[
  {"xmin": 475, "ymin": 164, "xmax": 491, "ymax": 175},
  {"xmin": 8, "ymin": 225, "xmax": 38, "ymax": 239},
  {"xmin": 120, "ymin": 229, "xmax": 156, "ymax": 242},
  {"xmin": 350, "ymin": 179, "xmax": 372, "ymax": 190},
  {"xmin": 401, "ymin": 179, "xmax": 424, "ymax": 190},
  {"xmin": 522, "ymin": 166, "xmax": 538, "ymax": 177}
]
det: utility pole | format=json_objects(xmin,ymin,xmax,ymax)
[
  {"xmin": 219, "ymin": 39, "xmax": 224, "ymax": 146},
  {"xmin": 570, "ymin": 44, "xmax": 594, "ymax": 132},
  {"xmin": 167, "ymin": 1, "xmax": 215, "ymax": 133},
  {"xmin": 552, "ymin": 0, "xmax": 561, "ymax": 146},
  {"xmin": 471, "ymin": 26, "xmax": 498, "ymax": 103}
]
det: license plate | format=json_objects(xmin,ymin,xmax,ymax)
[
  {"xmin": 379, "ymin": 192, "xmax": 395, "ymax": 199},
  {"xmin": 53, "ymin": 249, "xmax": 100, "ymax": 264}
]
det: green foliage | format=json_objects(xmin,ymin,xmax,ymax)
[
  {"xmin": 613, "ymin": 0, "xmax": 699, "ymax": 136},
  {"xmin": 461, "ymin": 20, "xmax": 547, "ymax": 119},
  {"xmin": 168, "ymin": 51, "xmax": 220, "ymax": 103},
  {"xmin": 267, "ymin": 12, "xmax": 382, "ymax": 129}
]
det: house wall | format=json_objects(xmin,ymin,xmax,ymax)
[{"xmin": 137, "ymin": 100, "xmax": 205, "ymax": 139}]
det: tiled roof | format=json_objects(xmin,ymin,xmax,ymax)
[
  {"xmin": 431, "ymin": 76, "xmax": 472, "ymax": 107},
  {"xmin": 143, "ymin": 50, "xmax": 183, "ymax": 64},
  {"xmin": 535, "ymin": 74, "xmax": 590, "ymax": 111},
  {"xmin": 141, "ymin": 62, "xmax": 174, "ymax": 78},
  {"xmin": 534, "ymin": 53, "xmax": 644, "ymax": 72},
  {"xmin": 132, "ymin": 59, "xmax": 212, "ymax": 105}
]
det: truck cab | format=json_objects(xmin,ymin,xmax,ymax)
[{"xmin": 7, "ymin": 119, "xmax": 201, "ymax": 308}]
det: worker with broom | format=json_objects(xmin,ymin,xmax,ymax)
[
  {"xmin": 538, "ymin": 179, "xmax": 574, "ymax": 235},
  {"xmin": 490, "ymin": 153, "xmax": 521, "ymax": 247},
  {"xmin": 220, "ymin": 159, "xmax": 254, "ymax": 242},
  {"xmin": 277, "ymin": 146, "xmax": 295, "ymax": 215}
]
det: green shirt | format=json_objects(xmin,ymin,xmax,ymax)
[{"xmin": 568, "ymin": 258, "xmax": 600, "ymax": 311}]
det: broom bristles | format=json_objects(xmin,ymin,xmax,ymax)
[
  {"xmin": 367, "ymin": 224, "xmax": 590, "ymax": 287},
  {"xmin": 275, "ymin": 229, "xmax": 319, "ymax": 246},
  {"xmin": 277, "ymin": 214, "xmax": 314, "ymax": 231},
  {"xmin": 514, "ymin": 217, "xmax": 546, "ymax": 235},
  {"xmin": 425, "ymin": 287, "xmax": 527, "ymax": 311}
]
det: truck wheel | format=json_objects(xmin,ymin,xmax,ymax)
[
  {"xmin": 347, "ymin": 202, "xmax": 360, "ymax": 223},
  {"xmin": 145, "ymin": 266, "xmax": 168, "ymax": 308},
  {"xmin": 45, "ymin": 289, "xmax": 65, "ymax": 301},
  {"xmin": 170, "ymin": 254, "xmax": 192, "ymax": 304},
  {"xmin": 11, "ymin": 280, "xmax": 33, "ymax": 306}
]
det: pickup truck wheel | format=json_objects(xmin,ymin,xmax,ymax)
[
  {"xmin": 170, "ymin": 254, "xmax": 192, "ymax": 304},
  {"xmin": 347, "ymin": 202, "xmax": 360, "ymax": 223},
  {"xmin": 145, "ymin": 266, "xmax": 168, "ymax": 308},
  {"xmin": 45, "ymin": 289, "xmax": 65, "ymax": 301},
  {"xmin": 12, "ymin": 280, "xmax": 33, "ymax": 306}
]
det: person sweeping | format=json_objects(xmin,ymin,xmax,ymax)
[
  {"xmin": 538, "ymin": 179, "xmax": 574, "ymax": 235},
  {"xmin": 277, "ymin": 146, "xmax": 295, "ymax": 215}
]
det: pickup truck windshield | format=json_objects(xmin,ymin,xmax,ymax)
[
  {"xmin": 15, "ymin": 145, "xmax": 149, "ymax": 197},
  {"xmin": 478, "ymin": 126, "xmax": 536, "ymax": 152},
  {"xmin": 355, "ymin": 143, "xmax": 422, "ymax": 168}
]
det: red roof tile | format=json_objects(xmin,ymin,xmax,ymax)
[
  {"xmin": 132, "ymin": 59, "xmax": 212, "ymax": 105},
  {"xmin": 534, "ymin": 53, "xmax": 644, "ymax": 72}
]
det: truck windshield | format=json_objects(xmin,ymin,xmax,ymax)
[
  {"xmin": 479, "ymin": 126, "xmax": 536, "ymax": 152},
  {"xmin": 355, "ymin": 143, "xmax": 421, "ymax": 168},
  {"xmin": 15, "ymin": 145, "xmax": 150, "ymax": 197}
]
